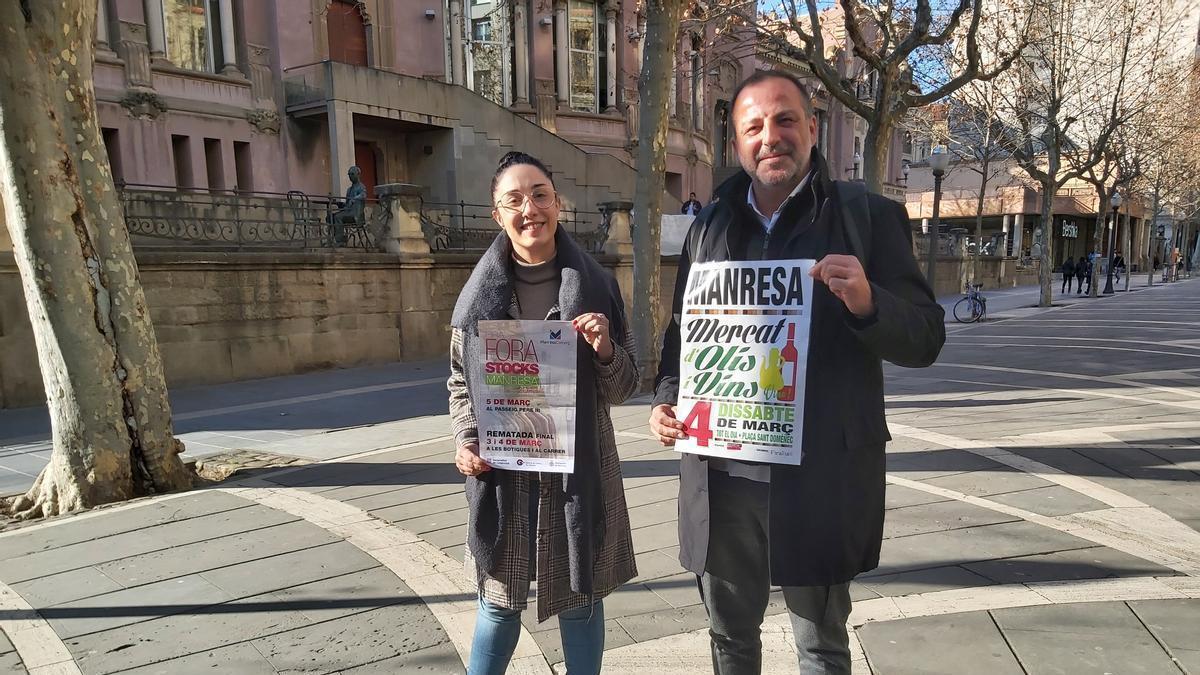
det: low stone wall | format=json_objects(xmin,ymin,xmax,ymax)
[{"xmin": 0, "ymin": 250, "xmax": 630, "ymax": 409}]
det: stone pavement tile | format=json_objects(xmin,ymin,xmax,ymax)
[
  {"xmin": 369, "ymin": 492, "xmax": 465, "ymax": 523},
  {"xmin": 1073, "ymin": 446, "xmax": 1197, "ymax": 482},
  {"xmin": 885, "ymin": 449, "xmax": 1004, "ymax": 481},
  {"xmin": 874, "ymin": 521, "xmax": 1094, "ymax": 576},
  {"xmin": 65, "ymin": 592, "xmax": 311, "ymax": 673},
  {"xmin": 884, "ymin": 484, "xmax": 952, "ymax": 510},
  {"xmin": 251, "ymin": 567, "xmax": 418, "ymax": 624},
  {"xmin": 1128, "ymin": 599, "xmax": 1200, "ymax": 673},
  {"xmin": 627, "ymin": 499, "xmax": 679, "ymax": 531},
  {"xmin": 601, "ymin": 583, "xmax": 673, "ymax": 619},
  {"xmin": 95, "ymin": 520, "xmax": 341, "ymax": 587},
  {"xmin": 644, "ymin": 573, "xmax": 702, "ymax": 609},
  {"xmin": 858, "ymin": 610, "xmax": 1024, "ymax": 675},
  {"xmin": 259, "ymin": 426, "xmax": 449, "ymax": 461},
  {"xmin": 116, "ymin": 642, "xmax": 276, "ymax": 674},
  {"xmin": 962, "ymin": 546, "xmax": 1174, "ymax": 585},
  {"xmin": 993, "ymin": 602, "xmax": 1181, "ymax": 674},
  {"xmin": 251, "ymin": 597, "xmax": 451, "ymax": 673},
  {"xmin": 0, "ymin": 630, "xmax": 13, "ymax": 655},
  {"xmin": 395, "ymin": 507, "xmax": 470, "ymax": 536},
  {"xmin": 531, "ymin": 619, "xmax": 634, "ymax": 667},
  {"xmin": 857, "ymin": 565, "xmax": 996, "ymax": 598},
  {"xmin": 920, "ymin": 470, "xmax": 1055, "ymax": 498},
  {"xmin": 616, "ymin": 604, "xmax": 710, "ymax": 643},
  {"xmin": 984, "ymin": 485, "xmax": 1111, "ymax": 517},
  {"xmin": 630, "ymin": 550, "xmax": 686, "ymax": 584},
  {"xmin": 0, "ymin": 528, "xmax": 169, "ymax": 584},
  {"xmin": 345, "ymin": 482, "xmax": 462, "ymax": 513},
  {"xmin": 9, "ymin": 565, "xmax": 125, "ymax": 607},
  {"xmin": 443, "ymin": 544, "xmax": 466, "ymax": 564},
  {"xmin": 47, "ymin": 573, "xmax": 235, "ymax": 639},
  {"xmin": 422, "ymin": 524, "xmax": 468, "ymax": 550},
  {"xmin": 622, "ymin": 478, "xmax": 679, "ymax": 509},
  {"xmin": 337, "ymin": 640, "xmax": 464, "ymax": 674},
  {"xmin": 0, "ymin": 490, "xmax": 255, "ymax": 566},
  {"xmin": 848, "ymin": 582, "xmax": 881, "ymax": 602},
  {"xmin": 199, "ymin": 541, "xmax": 380, "ymax": 598},
  {"xmin": 149, "ymin": 503, "xmax": 299, "ymax": 547},
  {"xmin": 883, "ymin": 500, "xmax": 1019, "ymax": 539},
  {"xmin": 0, "ymin": 653, "xmax": 22, "ymax": 674},
  {"xmin": 631, "ymin": 522, "xmax": 678, "ymax": 555}
]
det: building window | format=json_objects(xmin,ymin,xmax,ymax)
[
  {"xmin": 690, "ymin": 36, "xmax": 703, "ymax": 131},
  {"xmin": 172, "ymin": 135, "xmax": 193, "ymax": 189},
  {"xmin": 469, "ymin": 13, "xmax": 506, "ymax": 105},
  {"xmin": 568, "ymin": 0, "xmax": 599, "ymax": 112},
  {"xmin": 101, "ymin": 128, "xmax": 124, "ymax": 185},
  {"xmin": 234, "ymin": 141, "xmax": 252, "ymax": 193},
  {"xmin": 204, "ymin": 138, "xmax": 225, "ymax": 192},
  {"xmin": 164, "ymin": 0, "xmax": 223, "ymax": 72}
]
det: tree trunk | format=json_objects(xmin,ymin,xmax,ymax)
[
  {"xmin": 862, "ymin": 118, "xmax": 892, "ymax": 194},
  {"xmin": 972, "ymin": 157, "xmax": 991, "ymax": 285},
  {"xmin": 0, "ymin": 0, "xmax": 192, "ymax": 519},
  {"xmin": 1089, "ymin": 187, "xmax": 1108, "ymax": 298},
  {"xmin": 629, "ymin": 0, "xmax": 684, "ymax": 391},
  {"xmin": 1038, "ymin": 176, "xmax": 1055, "ymax": 307}
]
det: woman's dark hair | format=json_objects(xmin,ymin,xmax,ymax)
[{"xmin": 490, "ymin": 151, "xmax": 555, "ymax": 196}]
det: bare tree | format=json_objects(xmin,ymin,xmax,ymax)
[
  {"xmin": 996, "ymin": 0, "xmax": 1149, "ymax": 306},
  {"xmin": 751, "ymin": 0, "xmax": 1026, "ymax": 192},
  {"xmin": 0, "ymin": 0, "xmax": 192, "ymax": 518},
  {"xmin": 630, "ymin": 0, "xmax": 687, "ymax": 388}
]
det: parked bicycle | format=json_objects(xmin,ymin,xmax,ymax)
[{"xmin": 953, "ymin": 283, "xmax": 988, "ymax": 323}]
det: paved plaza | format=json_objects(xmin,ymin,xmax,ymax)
[{"xmin": 1, "ymin": 277, "xmax": 1198, "ymax": 674}]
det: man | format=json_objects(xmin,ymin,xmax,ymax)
[
  {"xmin": 648, "ymin": 71, "xmax": 944, "ymax": 674},
  {"xmin": 682, "ymin": 192, "xmax": 704, "ymax": 216}
]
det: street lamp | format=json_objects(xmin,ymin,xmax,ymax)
[
  {"xmin": 846, "ymin": 151, "xmax": 863, "ymax": 179},
  {"xmin": 926, "ymin": 146, "xmax": 951, "ymax": 291},
  {"xmin": 1103, "ymin": 192, "xmax": 1121, "ymax": 294}
]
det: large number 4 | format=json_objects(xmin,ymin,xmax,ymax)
[{"xmin": 680, "ymin": 402, "xmax": 713, "ymax": 447}]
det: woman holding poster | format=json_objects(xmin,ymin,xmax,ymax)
[{"xmin": 446, "ymin": 152, "xmax": 640, "ymax": 675}]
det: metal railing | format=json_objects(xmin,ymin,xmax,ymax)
[
  {"xmin": 119, "ymin": 184, "xmax": 378, "ymax": 251},
  {"xmin": 419, "ymin": 200, "xmax": 612, "ymax": 254}
]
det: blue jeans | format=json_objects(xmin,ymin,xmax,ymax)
[
  {"xmin": 467, "ymin": 596, "xmax": 605, "ymax": 675},
  {"xmin": 467, "ymin": 478, "xmax": 606, "ymax": 674}
]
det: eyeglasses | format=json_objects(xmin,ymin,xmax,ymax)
[{"xmin": 496, "ymin": 189, "xmax": 557, "ymax": 212}]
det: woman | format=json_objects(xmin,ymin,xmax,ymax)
[
  {"xmin": 447, "ymin": 151, "xmax": 639, "ymax": 675},
  {"xmin": 1075, "ymin": 255, "xmax": 1088, "ymax": 295}
]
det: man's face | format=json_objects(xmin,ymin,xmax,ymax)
[{"xmin": 732, "ymin": 78, "xmax": 818, "ymax": 188}]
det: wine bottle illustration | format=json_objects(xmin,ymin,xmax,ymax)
[{"xmin": 778, "ymin": 322, "xmax": 799, "ymax": 402}]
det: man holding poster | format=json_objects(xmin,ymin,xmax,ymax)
[{"xmin": 649, "ymin": 72, "xmax": 945, "ymax": 674}]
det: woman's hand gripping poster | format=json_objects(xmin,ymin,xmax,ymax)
[
  {"xmin": 674, "ymin": 259, "xmax": 815, "ymax": 465},
  {"xmin": 477, "ymin": 320, "xmax": 577, "ymax": 473}
]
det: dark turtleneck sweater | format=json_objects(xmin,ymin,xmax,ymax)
[{"xmin": 513, "ymin": 254, "xmax": 560, "ymax": 320}]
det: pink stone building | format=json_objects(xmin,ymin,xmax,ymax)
[{"xmin": 90, "ymin": 0, "xmax": 908, "ymax": 212}]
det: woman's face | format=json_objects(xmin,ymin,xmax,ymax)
[{"xmin": 492, "ymin": 164, "xmax": 559, "ymax": 264}]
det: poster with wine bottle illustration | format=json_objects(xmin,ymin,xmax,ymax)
[{"xmin": 674, "ymin": 259, "xmax": 815, "ymax": 465}]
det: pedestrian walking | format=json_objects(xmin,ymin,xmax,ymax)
[
  {"xmin": 647, "ymin": 71, "xmax": 945, "ymax": 675},
  {"xmin": 1076, "ymin": 255, "xmax": 1088, "ymax": 294},
  {"xmin": 447, "ymin": 151, "xmax": 640, "ymax": 675},
  {"xmin": 1112, "ymin": 252, "xmax": 1125, "ymax": 284},
  {"xmin": 1060, "ymin": 257, "xmax": 1076, "ymax": 293}
]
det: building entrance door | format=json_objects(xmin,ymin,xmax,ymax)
[{"xmin": 354, "ymin": 141, "xmax": 378, "ymax": 199}]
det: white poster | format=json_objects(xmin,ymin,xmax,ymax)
[
  {"xmin": 674, "ymin": 259, "xmax": 815, "ymax": 465},
  {"xmin": 476, "ymin": 320, "xmax": 577, "ymax": 473}
]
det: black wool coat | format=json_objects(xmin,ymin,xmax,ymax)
[{"xmin": 653, "ymin": 152, "xmax": 946, "ymax": 586}]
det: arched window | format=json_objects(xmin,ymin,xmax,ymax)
[{"xmin": 328, "ymin": 0, "xmax": 369, "ymax": 67}]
